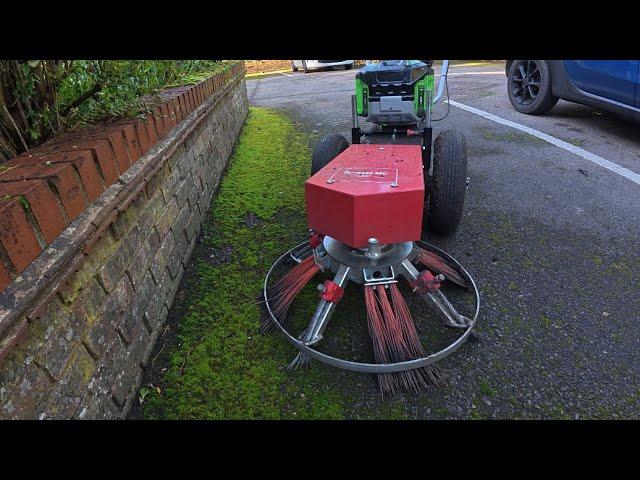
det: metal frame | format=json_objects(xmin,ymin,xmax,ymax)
[{"xmin": 263, "ymin": 239, "xmax": 479, "ymax": 374}]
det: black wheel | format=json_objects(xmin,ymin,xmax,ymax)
[
  {"xmin": 425, "ymin": 130, "xmax": 468, "ymax": 236},
  {"xmin": 311, "ymin": 134, "xmax": 349, "ymax": 176},
  {"xmin": 507, "ymin": 60, "xmax": 558, "ymax": 115},
  {"xmin": 291, "ymin": 61, "xmax": 298, "ymax": 72}
]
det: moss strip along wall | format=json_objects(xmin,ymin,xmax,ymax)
[{"xmin": 0, "ymin": 64, "xmax": 248, "ymax": 419}]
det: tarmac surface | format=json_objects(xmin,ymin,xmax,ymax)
[{"xmin": 247, "ymin": 62, "xmax": 640, "ymax": 418}]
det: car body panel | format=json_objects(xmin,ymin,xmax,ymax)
[
  {"xmin": 292, "ymin": 60, "xmax": 354, "ymax": 70},
  {"xmin": 507, "ymin": 60, "xmax": 640, "ymax": 122},
  {"xmin": 562, "ymin": 60, "xmax": 639, "ymax": 106}
]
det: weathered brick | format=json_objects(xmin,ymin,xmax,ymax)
[
  {"xmin": 136, "ymin": 189, "xmax": 165, "ymax": 238},
  {"xmin": 111, "ymin": 190, "xmax": 146, "ymax": 240},
  {"xmin": 182, "ymin": 236, "xmax": 197, "ymax": 269},
  {"xmin": 43, "ymin": 344, "xmax": 95, "ymax": 419},
  {"xmin": 34, "ymin": 297, "xmax": 86, "ymax": 381},
  {"xmin": 151, "ymin": 106, "xmax": 167, "ymax": 138},
  {"xmin": 102, "ymin": 274, "xmax": 135, "ymax": 344},
  {"xmin": 159, "ymin": 163, "xmax": 182, "ymax": 204},
  {"xmin": 144, "ymin": 158, "xmax": 171, "ymax": 198},
  {"xmin": 0, "ymin": 162, "xmax": 87, "ymax": 221},
  {"xmin": 149, "ymin": 230, "xmax": 175, "ymax": 285},
  {"xmin": 174, "ymin": 174, "xmax": 193, "ymax": 209},
  {"xmin": 125, "ymin": 228, "xmax": 157, "ymax": 292},
  {"xmin": 0, "ymin": 261, "xmax": 10, "ymax": 291},
  {"xmin": 118, "ymin": 122, "xmax": 143, "ymax": 165},
  {"xmin": 145, "ymin": 113, "xmax": 159, "ymax": 146},
  {"xmin": 108, "ymin": 320, "xmax": 147, "ymax": 409},
  {"xmin": 0, "ymin": 180, "xmax": 67, "ymax": 245},
  {"xmin": 76, "ymin": 336, "xmax": 126, "ymax": 419},
  {"xmin": 59, "ymin": 230, "xmax": 117, "ymax": 305},
  {"xmin": 184, "ymin": 208, "xmax": 202, "ymax": 244},
  {"xmin": 24, "ymin": 139, "xmax": 120, "ymax": 187},
  {"xmin": 165, "ymin": 264, "xmax": 184, "ymax": 306},
  {"xmin": 0, "ymin": 198, "xmax": 42, "ymax": 272},
  {"xmin": 160, "ymin": 103, "xmax": 174, "ymax": 132},
  {"xmin": 12, "ymin": 150, "xmax": 104, "ymax": 202},
  {"xmin": 1, "ymin": 364, "xmax": 52, "ymax": 420},
  {"xmin": 142, "ymin": 271, "xmax": 165, "ymax": 333},
  {"xmin": 98, "ymin": 225, "xmax": 141, "ymax": 293},
  {"xmin": 155, "ymin": 197, "xmax": 178, "ymax": 240},
  {"xmin": 133, "ymin": 118, "xmax": 150, "ymax": 155}
]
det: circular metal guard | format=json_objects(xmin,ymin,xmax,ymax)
[{"xmin": 263, "ymin": 240, "xmax": 480, "ymax": 374}]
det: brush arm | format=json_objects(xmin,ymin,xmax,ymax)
[
  {"xmin": 399, "ymin": 259, "xmax": 471, "ymax": 328},
  {"xmin": 301, "ymin": 264, "xmax": 351, "ymax": 345}
]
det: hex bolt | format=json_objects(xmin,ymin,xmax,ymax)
[
  {"xmin": 365, "ymin": 237, "xmax": 382, "ymax": 259},
  {"xmin": 436, "ymin": 274, "xmax": 445, "ymax": 282},
  {"xmin": 317, "ymin": 283, "xmax": 325, "ymax": 292}
]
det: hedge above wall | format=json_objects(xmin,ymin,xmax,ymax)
[{"xmin": 0, "ymin": 62, "xmax": 245, "ymax": 293}]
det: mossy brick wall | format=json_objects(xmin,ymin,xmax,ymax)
[{"xmin": 0, "ymin": 63, "xmax": 248, "ymax": 419}]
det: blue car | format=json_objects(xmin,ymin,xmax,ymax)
[{"xmin": 505, "ymin": 60, "xmax": 640, "ymax": 121}]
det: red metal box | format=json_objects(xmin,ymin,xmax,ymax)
[{"xmin": 305, "ymin": 144, "xmax": 424, "ymax": 248}]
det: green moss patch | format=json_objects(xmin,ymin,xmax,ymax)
[{"xmin": 142, "ymin": 108, "xmax": 401, "ymax": 419}]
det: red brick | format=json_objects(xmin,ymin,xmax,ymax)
[
  {"xmin": 183, "ymin": 90, "xmax": 193, "ymax": 112},
  {"xmin": 145, "ymin": 114, "xmax": 159, "ymax": 146},
  {"xmin": 117, "ymin": 122, "xmax": 143, "ymax": 165},
  {"xmin": 33, "ymin": 138, "xmax": 119, "ymax": 185},
  {"xmin": 0, "ymin": 181, "xmax": 67, "ymax": 244},
  {"xmin": 91, "ymin": 128, "xmax": 131, "ymax": 175},
  {"xmin": 0, "ymin": 163, "xmax": 87, "ymax": 221},
  {"xmin": 159, "ymin": 103, "xmax": 173, "ymax": 132},
  {"xmin": 0, "ymin": 198, "xmax": 42, "ymax": 272},
  {"xmin": 165, "ymin": 100, "xmax": 178, "ymax": 127},
  {"xmin": 152, "ymin": 106, "xmax": 167, "ymax": 137},
  {"xmin": 0, "ymin": 260, "xmax": 10, "ymax": 291},
  {"xmin": 11, "ymin": 151, "xmax": 104, "ymax": 203},
  {"xmin": 172, "ymin": 97, "xmax": 183, "ymax": 123},
  {"xmin": 178, "ymin": 93, "xmax": 189, "ymax": 119},
  {"xmin": 56, "ymin": 127, "xmax": 130, "ymax": 175},
  {"xmin": 133, "ymin": 118, "xmax": 150, "ymax": 155},
  {"xmin": 190, "ymin": 87, "xmax": 199, "ymax": 109},
  {"xmin": 196, "ymin": 84, "xmax": 204, "ymax": 104}
]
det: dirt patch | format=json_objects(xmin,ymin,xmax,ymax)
[
  {"xmin": 245, "ymin": 60, "xmax": 291, "ymax": 75},
  {"xmin": 243, "ymin": 212, "xmax": 263, "ymax": 228},
  {"xmin": 207, "ymin": 245, "xmax": 234, "ymax": 267}
]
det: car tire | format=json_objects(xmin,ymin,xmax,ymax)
[
  {"xmin": 507, "ymin": 60, "xmax": 559, "ymax": 115},
  {"xmin": 311, "ymin": 134, "xmax": 349, "ymax": 176},
  {"xmin": 425, "ymin": 130, "xmax": 468, "ymax": 236},
  {"xmin": 291, "ymin": 61, "xmax": 298, "ymax": 72},
  {"xmin": 344, "ymin": 64, "xmax": 353, "ymax": 70}
]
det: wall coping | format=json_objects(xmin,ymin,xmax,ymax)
[
  {"xmin": 0, "ymin": 67, "xmax": 246, "ymax": 364},
  {"xmin": 0, "ymin": 62, "xmax": 245, "ymax": 293}
]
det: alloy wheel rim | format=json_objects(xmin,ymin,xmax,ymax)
[{"xmin": 511, "ymin": 60, "xmax": 542, "ymax": 105}]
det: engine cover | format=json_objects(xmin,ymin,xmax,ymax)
[{"xmin": 305, "ymin": 144, "xmax": 424, "ymax": 248}]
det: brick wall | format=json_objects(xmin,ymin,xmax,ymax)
[{"xmin": 0, "ymin": 63, "xmax": 248, "ymax": 419}]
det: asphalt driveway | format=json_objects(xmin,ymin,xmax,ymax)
[{"xmin": 247, "ymin": 62, "xmax": 640, "ymax": 419}]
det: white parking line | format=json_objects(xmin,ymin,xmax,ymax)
[{"xmin": 448, "ymin": 100, "xmax": 640, "ymax": 187}]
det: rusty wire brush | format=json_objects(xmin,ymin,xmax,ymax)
[
  {"xmin": 416, "ymin": 248, "xmax": 468, "ymax": 289},
  {"xmin": 365, "ymin": 283, "xmax": 441, "ymax": 395},
  {"xmin": 259, "ymin": 256, "xmax": 320, "ymax": 333}
]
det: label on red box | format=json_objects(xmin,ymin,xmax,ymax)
[{"xmin": 327, "ymin": 167, "xmax": 398, "ymax": 184}]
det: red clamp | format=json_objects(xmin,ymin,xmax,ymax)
[
  {"xmin": 319, "ymin": 280, "xmax": 344, "ymax": 303},
  {"xmin": 409, "ymin": 270, "xmax": 442, "ymax": 293},
  {"xmin": 309, "ymin": 232, "xmax": 323, "ymax": 249}
]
